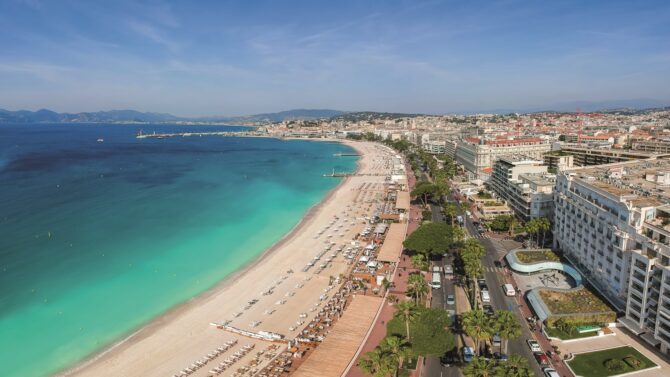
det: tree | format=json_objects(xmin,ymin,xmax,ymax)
[
  {"xmin": 403, "ymin": 222, "xmax": 456, "ymax": 258},
  {"xmin": 538, "ymin": 217, "xmax": 551, "ymax": 247},
  {"xmin": 410, "ymin": 254, "xmax": 429, "ymax": 271},
  {"xmin": 406, "ymin": 273, "xmax": 429, "ymax": 304},
  {"xmin": 381, "ymin": 277, "xmax": 393, "ymax": 294},
  {"xmin": 462, "ymin": 357, "xmax": 501, "ymax": 377},
  {"xmin": 525, "ymin": 219, "xmax": 538, "ymax": 247},
  {"xmin": 358, "ymin": 347, "xmax": 394, "ymax": 377},
  {"xmin": 460, "ymin": 239, "xmax": 485, "ymax": 307},
  {"xmin": 387, "ymin": 307, "xmax": 456, "ymax": 357},
  {"xmin": 501, "ymin": 355, "xmax": 533, "ymax": 377},
  {"xmin": 493, "ymin": 310, "xmax": 522, "ymax": 354},
  {"xmin": 411, "ymin": 181, "xmax": 439, "ymax": 207},
  {"xmin": 381, "ymin": 336, "xmax": 410, "ymax": 377},
  {"xmin": 394, "ymin": 300, "xmax": 419, "ymax": 340},
  {"xmin": 442, "ymin": 203, "xmax": 459, "ymax": 226},
  {"xmin": 461, "ymin": 310, "xmax": 493, "ymax": 356}
]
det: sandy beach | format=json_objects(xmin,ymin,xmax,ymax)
[{"xmin": 64, "ymin": 140, "xmax": 398, "ymax": 377}]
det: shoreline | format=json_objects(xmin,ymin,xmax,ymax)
[{"xmin": 60, "ymin": 139, "xmax": 365, "ymax": 377}]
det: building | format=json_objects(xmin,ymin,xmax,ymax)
[
  {"xmin": 553, "ymin": 158, "xmax": 670, "ymax": 355},
  {"xmin": 558, "ymin": 144, "xmax": 661, "ymax": 166},
  {"xmin": 632, "ymin": 140, "xmax": 670, "ymax": 154},
  {"xmin": 456, "ymin": 137, "xmax": 551, "ymax": 179},
  {"xmin": 488, "ymin": 156, "xmax": 554, "ymax": 220},
  {"xmin": 543, "ymin": 153, "xmax": 574, "ymax": 172},
  {"xmin": 422, "ymin": 140, "xmax": 446, "ymax": 154}
]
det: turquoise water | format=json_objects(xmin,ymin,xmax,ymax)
[{"xmin": 0, "ymin": 124, "xmax": 357, "ymax": 377}]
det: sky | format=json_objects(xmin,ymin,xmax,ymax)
[{"xmin": 0, "ymin": 0, "xmax": 669, "ymax": 116}]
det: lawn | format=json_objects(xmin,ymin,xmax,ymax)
[
  {"xmin": 539, "ymin": 288, "xmax": 612, "ymax": 315},
  {"xmin": 568, "ymin": 346, "xmax": 657, "ymax": 377},
  {"xmin": 545, "ymin": 326, "xmax": 600, "ymax": 340},
  {"xmin": 515, "ymin": 249, "xmax": 560, "ymax": 263}
]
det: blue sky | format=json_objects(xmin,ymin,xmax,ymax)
[{"xmin": 0, "ymin": 0, "xmax": 669, "ymax": 116}]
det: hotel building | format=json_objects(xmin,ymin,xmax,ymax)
[{"xmin": 554, "ymin": 158, "xmax": 670, "ymax": 354}]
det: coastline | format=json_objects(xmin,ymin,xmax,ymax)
[{"xmin": 61, "ymin": 138, "xmax": 368, "ymax": 377}]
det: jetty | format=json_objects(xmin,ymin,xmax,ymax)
[
  {"xmin": 333, "ymin": 153, "xmax": 361, "ymax": 157},
  {"xmin": 136, "ymin": 131, "xmax": 268, "ymax": 139},
  {"xmin": 323, "ymin": 169, "xmax": 354, "ymax": 177}
]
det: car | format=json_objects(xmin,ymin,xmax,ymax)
[
  {"xmin": 483, "ymin": 304, "xmax": 494, "ymax": 316},
  {"xmin": 481, "ymin": 290, "xmax": 490, "ymax": 303},
  {"xmin": 462, "ymin": 346, "xmax": 475, "ymax": 363},
  {"xmin": 534, "ymin": 352, "xmax": 550, "ymax": 366},
  {"xmin": 543, "ymin": 368, "xmax": 560, "ymax": 377},
  {"xmin": 493, "ymin": 352, "xmax": 508, "ymax": 362},
  {"xmin": 446, "ymin": 294, "xmax": 455, "ymax": 305},
  {"xmin": 440, "ymin": 351, "xmax": 457, "ymax": 366},
  {"xmin": 492, "ymin": 334, "xmax": 501, "ymax": 348},
  {"xmin": 494, "ymin": 260, "xmax": 503, "ymax": 268},
  {"xmin": 527, "ymin": 339, "xmax": 542, "ymax": 353}
]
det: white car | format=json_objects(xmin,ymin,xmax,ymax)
[
  {"xmin": 527, "ymin": 339, "xmax": 542, "ymax": 353},
  {"xmin": 543, "ymin": 368, "xmax": 560, "ymax": 377}
]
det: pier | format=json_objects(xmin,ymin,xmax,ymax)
[
  {"xmin": 333, "ymin": 153, "xmax": 361, "ymax": 157},
  {"xmin": 136, "ymin": 131, "xmax": 266, "ymax": 139}
]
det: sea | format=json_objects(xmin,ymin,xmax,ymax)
[{"xmin": 0, "ymin": 123, "xmax": 357, "ymax": 377}]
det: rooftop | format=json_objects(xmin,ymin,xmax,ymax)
[{"xmin": 567, "ymin": 158, "xmax": 670, "ymax": 206}]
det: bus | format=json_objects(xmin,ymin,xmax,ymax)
[{"xmin": 431, "ymin": 272, "xmax": 442, "ymax": 289}]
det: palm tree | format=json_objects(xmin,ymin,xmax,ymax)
[
  {"xmin": 394, "ymin": 300, "xmax": 419, "ymax": 340},
  {"xmin": 358, "ymin": 347, "xmax": 394, "ymax": 377},
  {"xmin": 525, "ymin": 219, "xmax": 538, "ymax": 247},
  {"xmin": 493, "ymin": 310, "xmax": 522, "ymax": 354},
  {"xmin": 406, "ymin": 273, "xmax": 428, "ymax": 304},
  {"xmin": 461, "ymin": 310, "xmax": 493, "ymax": 356},
  {"xmin": 538, "ymin": 217, "xmax": 551, "ymax": 247},
  {"xmin": 508, "ymin": 216, "xmax": 518, "ymax": 237},
  {"xmin": 410, "ymin": 254, "xmax": 428, "ymax": 271},
  {"xmin": 381, "ymin": 336, "xmax": 410, "ymax": 377},
  {"xmin": 443, "ymin": 203, "xmax": 458, "ymax": 226},
  {"xmin": 462, "ymin": 356, "xmax": 500, "ymax": 377},
  {"xmin": 502, "ymin": 354, "xmax": 532, "ymax": 377},
  {"xmin": 381, "ymin": 278, "xmax": 393, "ymax": 295}
]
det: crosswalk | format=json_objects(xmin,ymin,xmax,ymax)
[{"xmin": 485, "ymin": 266, "xmax": 505, "ymax": 273}]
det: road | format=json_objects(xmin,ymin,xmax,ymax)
[
  {"xmin": 462, "ymin": 212, "xmax": 544, "ymax": 377},
  {"xmin": 422, "ymin": 198, "xmax": 542, "ymax": 377}
]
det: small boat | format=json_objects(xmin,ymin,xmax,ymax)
[{"xmin": 97, "ymin": 138, "xmax": 104, "ymax": 142}]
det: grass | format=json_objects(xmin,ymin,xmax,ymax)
[
  {"xmin": 515, "ymin": 249, "xmax": 560, "ymax": 263},
  {"xmin": 545, "ymin": 326, "xmax": 600, "ymax": 340},
  {"xmin": 539, "ymin": 288, "xmax": 612, "ymax": 315},
  {"xmin": 568, "ymin": 346, "xmax": 656, "ymax": 377}
]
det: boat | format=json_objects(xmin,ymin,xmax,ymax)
[{"xmin": 97, "ymin": 138, "xmax": 104, "ymax": 143}]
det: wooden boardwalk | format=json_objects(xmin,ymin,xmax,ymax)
[{"xmin": 293, "ymin": 295, "xmax": 383, "ymax": 377}]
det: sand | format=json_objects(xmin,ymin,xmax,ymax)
[{"xmin": 64, "ymin": 140, "xmax": 398, "ymax": 377}]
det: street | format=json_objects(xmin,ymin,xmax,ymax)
[{"xmin": 422, "ymin": 198, "xmax": 543, "ymax": 377}]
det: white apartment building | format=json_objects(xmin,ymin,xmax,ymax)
[
  {"xmin": 422, "ymin": 140, "xmax": 446, "ymax": 154},
  {"xmin": 554, "ymin": 158, "xmax": 670, "ymax": 355},
  {"xmin": 488, "ymin": 156, "xmax": 554, "ymax": 221},
  {"xmin": 456, "ymin": 137, "xmax": 551, "ymax": 179}
]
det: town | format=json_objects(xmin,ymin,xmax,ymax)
[{"xmin": 247, "ymin": 108, "xmax": 670, "ymax": 377}]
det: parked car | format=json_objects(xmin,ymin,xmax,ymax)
[
  {"xmin": 534, "ymin": 352, "xmax": 550, "ymax": 367},
  {"xmin": 493, "ymin": 352, "xmax": 508, "ymax": 362},
  {"xmin": 492, "ymin": 334, "xmax": 501, "ymax": 348},
  {"xmin": 440, "ymin": 350, "xmax": 457, "ymax": 366},
  {"xmin": 462, "ymin": 347, "xmax": 475, "ymax": 363},
  {"xmin": 494, "ymin": 260, "xmax": 503, "ymax": 268},
  {"xmin": 527, "ymin": 339, "xmax": 542, "ymax": 353},
  {"xmin": 446, "ymin": 294, "xmax": 455, "ymax": 305},
  {"xmin": 483, "ymin": 304, "xmax": 494, "ymax": 316},
  {"xmin": 481, "ymin": 290, "xmax": 490, "ymax": 303},
  {"xmin": 503, "ymin": 283, "xmax": 516, "ymax": 296},
  {"xmin": 543, "ymin": 368, "xmax": 560, "ymax": 377}
]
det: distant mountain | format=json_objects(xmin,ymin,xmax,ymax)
[
  {"xmin": 0, "ymin": 108, "xmax": 180, "ymax": 123},
  {"xmin": 209, "ymin": 109, "xmax": 345, "ymax": 123},
  {"xmin": 0, "ymin": 108, "xmax": 345, "ymax": 124}
]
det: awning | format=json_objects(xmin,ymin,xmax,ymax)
[
  {"xmin": 377, "ymin": 223, "xmax": 407, "ymax": 263},
  {"xmin": 396, "ymin": 191, "xmax": 410, "ymax": 211}
]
